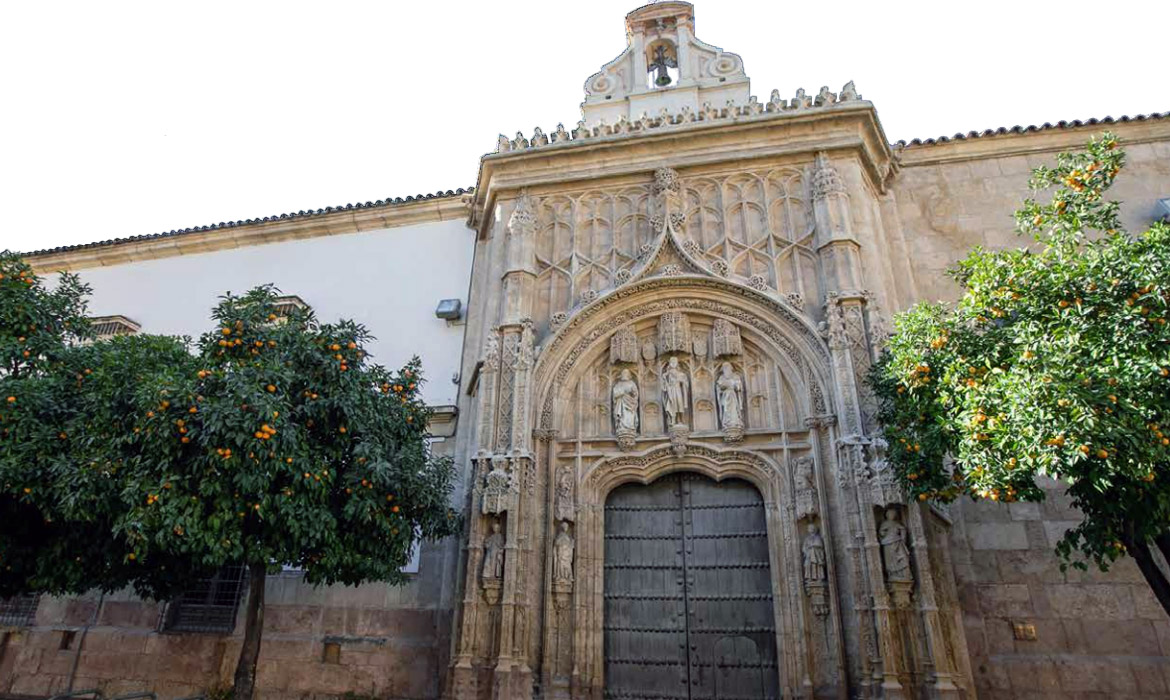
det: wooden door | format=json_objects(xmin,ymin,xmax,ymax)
[{"xmin": 604, "ymin": 473, "xmax": 779, "ymax": 699}]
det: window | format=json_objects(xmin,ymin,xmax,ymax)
[
  {"xmin": 162, "ymin": 565, "xmax": 246, "ymax": 634},
  {"xmin": 0, "ymin": 594, "xmax": 40, "ymax": 627}
]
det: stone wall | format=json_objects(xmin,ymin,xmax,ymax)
[
  {"xmin": 949, "ymin": 478, "xmax": 1170, "ymax": 699},
  {"xmin": 1, "ymin": 578, "xmax": 452, "ymax": 699},
  {"xmin": 891, "ymin": 119, "xmax": 1170, "ymax": 304}
]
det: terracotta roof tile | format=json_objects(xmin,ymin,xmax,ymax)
[
  {"xmin": 894, "ymin": 111, "xmax": 1169, "ymax": 149},
  {"xmin": 24, "ymin": 187, "xmax": 474, "ymax": 257}
]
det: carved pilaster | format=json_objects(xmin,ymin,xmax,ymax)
[
  {"xmin": 907, "ymin": 504, "xmax": 963, "ymax": 699},
  {"xmin": 812, "ymin": 152, "xmax": 863, "ymax": 291},
  {"xmin": 502, "ymin": 196, "xmax": 538, "ymax": 325}
]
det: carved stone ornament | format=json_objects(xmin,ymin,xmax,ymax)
[
  {"xmin": 531, "ymin": 126, "xmax": 549, "ymax": 147},
  {"xmin": 812, "ymin": 152, "xmax": 846, "ymax": 201},
  {"xmin": 716, "ymin": 362, "xmax": 744, "ymax": 442},
  {"xmin": 839, "ymin": 80, "xmax": 860, "ymax": 101},
  {"xmin": 746, "ymin": 274, "xmax": 769, "ymax": 291},
  {"xmin": 814, "ymin": 85, "xmax": 836, "ymax": 107},
  {"xmin": 482, "ymin": 331, "xmax": 500, "ymax": 365},
  {"xmin": 549, "ymin": 311, "xmax": 568, "ymax": 331},
  {"xmin": 692, "ymin": 332, "xmax": 708, "ymax": 359},
  {"xmin": 552, "ymin": 522, "xmax": 574, "ymax": 585},
  {"xmin": 640, "ymin": 339, "xmax": 657, "ymax": 362},
  {"xmin": 481, "ymin": 456, "xmax": 512, "ymax": 515},
  {"xmin": 657, "ymin": 311, "xmax": 691, "ymax": 354},
  {"xmin": 879, "ymin": 507, "xmax": 913, "ymax": 583},
  {"xmin": 516, "ymin": 318, "xmax": 537, "ymax": 370},
  {"xmin": 711, "ymin": 318, "xmax": 742, "ymax": 357},
  {"xmin": 609, "ymin": 327, "xmax": 639, "ymax": 364},
  {"xmin": 793, "ymin": 455, "xmax": 817, "ymax": 521},
  {"xmin": 615, "ymin": 268, "xmax": 633, "ymax": 285},
  {"xmin": 482, "ymin": 520, "xmax": 505, "ymax": 580},
  {"xmin": 785, "ymin": 291, "xmax": 805, "ymax": 309},
  {"xmin": 552, "ymin": 123, "xmax": 570, "ymax": 142},
  {"xmin": 867, "ymin": 437, "xmax": 905, "ymax": 507},
  {"xmin": 653, "ymin": 166, "xmax": 682, "ymax": 196},
  {"xmin": 711, "ymin": 259, "xmax": 730, "ymax": 277},
  {"xmin": 669, "ymin": 423, "xmax": 689, "ymax": 457},
  {"xmin": 554, "ymin": 466, "xmax": 575, "ymax": 523},
  {"xmin": 791, "ymin": 87, "xmax": 812, "ymax": 110},
  {"xmin": 823, "ymin": 294, "xmax": 848, "ymax": 351}
]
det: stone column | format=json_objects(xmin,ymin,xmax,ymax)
[
  {"xmin": 812, "ymin": 152, "xmax": 863, "ymax": 293},
  {"xmin": 907, "ymin": 504, "xmax": 962, "ymax": 700}
]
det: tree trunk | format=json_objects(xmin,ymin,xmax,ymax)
[
  {"xmin": 1122, "ymin": 532, "xmax": 1170, "ymax": 620},
  {"xmin": 232, "ymin": 562, "xmax": 267, "ymax": 699}
]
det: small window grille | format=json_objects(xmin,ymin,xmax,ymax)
[
  {"xmin": 0, "ymin": 594, "xmax": 40, "ymax": 627},
  {"xmin": 89, "ymin": 315, "xmax": 141, "ymax": 341},
  {"xmin": 163, "ymin": 565, "xmax": 247, "ymax": 634}
]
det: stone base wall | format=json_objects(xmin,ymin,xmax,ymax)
[
  {"xmin": 0, "ymin": 588, "xmax": 452, "ymax": 700},
  {"xmin": 951, "ymin": 477, "xmax": 1170, "ymax": 699}
]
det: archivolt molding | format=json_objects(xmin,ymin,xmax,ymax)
[
  {"xmin": 530, "ymin": 274, "xmax": 832, "ymax": 433},
  {"xmin": 581, "ymin": 441, "xmax": 782, "ymax": 504}
]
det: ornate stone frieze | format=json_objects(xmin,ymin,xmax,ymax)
[
  {"xmin": 499, "ymin": 81, "xmax": 864, "ymax": 156},
  {"xmin": 537, "ymin": 283, "xmax": 832, "ymax": 430}
]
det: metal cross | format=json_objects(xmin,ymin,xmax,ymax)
[{"xmin": 649, "ymin": 45, "xmax": 677, "ymax": 87}]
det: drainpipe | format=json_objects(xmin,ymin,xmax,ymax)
[{"xmin": 67, "ymin": 591, "xmax": 104, "ymax": 693}]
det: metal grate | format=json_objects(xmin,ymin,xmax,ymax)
[
  {"xmin": 0, "ymin": 594, "xmax": 40, "ymax": 627},
  {"xmin": 163, "ymin": 566, "xmax": 246, "ymax": 634}
]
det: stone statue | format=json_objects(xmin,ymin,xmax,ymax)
[
  {"xmin": 794, "ymin": 456, "xmax": 817, "ymax": 521},
  {"xmin": 879, "ymin": 508, "xmax": 912, "ymax": 582},
  {"xmin": 802, "ymin": 523, "xmax": 826, "ymax": 583},
  {"xmin": 663, "ymin": 357, "xmax": 689, "ymax": 427},
  {"xmin": 554, "ymin": 467, "xmax": 575, "ymax": 523},
  {"xmin": 481, "ymin": 457, "xmax": 511, "ymax": 515},
  {"xmin": 553, "ymin": 522, "xmax": 574, "ymax": 584},
  {"xmin": 612, "ymin": 369, "xmax": 640, "ymax": 433},
  {"xmin": 482, "ymin": 521, "xmax": 505, "ymax": 580},
  {"xmin": 715, "ymin": 362, "xmax": 744, "ymax": 430}
]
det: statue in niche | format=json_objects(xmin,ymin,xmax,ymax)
[
  {"xmin": 794, "ymin": 456, "xmax": 817, "ymax": 521},
  {"xmin": 554, "ymin": 466, "xmax": 575, "ymax": 523},
  {"xmin": 482, "ymin": 521, "xmax": 505, "ymax": 580},
  {"xmin": 553, "ymin": 522, "xmax": 574, "ymax": 584},
  {"xmin": 879, "ymin": 508, "xmax": 913, "ymax": 582},
  {"xmin": 612, "ymin": 369, "xmax": 640, "ymax": 433},
  {"xmin": 662, "ymin": 357, "xmax": 689, "ymax": 427},
  {"xmin": 481, "ymin": 456, "xmax": 511, "ymax": 515},
  {"xmin": 716, "ymin": 362, "xmax": 744, "ymax": 431},
  {"xmin": 802, "ymin": 523, "xmax": 827, "ymax": 583}
]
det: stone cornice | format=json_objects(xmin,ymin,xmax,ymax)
[
  {"xmin": 896, "ymin": 114, "xmax": 1170, "ymax": 167},
  {"xmin": 469, "ymin": 100, "xmax": 895, "ymax": 236},
  {"xmin": 28, "ymin": 195, "xmax": 471, "ymax": 273}
]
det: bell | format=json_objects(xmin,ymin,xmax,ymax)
[{"xmin": 655, "ymin": 73, "xmax": 673, "ymax": 87}]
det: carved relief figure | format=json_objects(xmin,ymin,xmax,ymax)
[
  {"xmin": 481, "ymin": 457, "xmax": 511, "ymax": 515},
  {"xmin": 553, "ymin": 522, "xmax": 574, "ymax": 584},
  {"xmin": 879, "ymin": 508, "xmax": 913, "ymax": 582},
  {"xmin": 715, "ymin": 362, "xmax": 744, "ymax": 430},
  {"xmin": 612, "ymin": 369, "xmax": 640, "ymax": 433},
  {"xmin": 794, "ymin": 456, "xmax": 817, "ymax": 521},
  {"xmin": 663, "ymin": 357, "xmax": 689, "ymax": 427},
  {"xmin": 802, "ymin": 523, "xmax": 827, "ymax": 583},
  {"xmin": 482, "ymin": 521, "xmax": 505, "ymax": 580},
  {"xmin": 554, "ymin": 467, "xmax": 575, "ymax": 523}
]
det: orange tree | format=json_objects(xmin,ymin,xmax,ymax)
[
  {"xmin": 0, "ymin": 272, "xmax": 460, "ymax": 698},
  {"xmin": 870, "ymin": 133, "xmax": 1170, "ymax": 617}
]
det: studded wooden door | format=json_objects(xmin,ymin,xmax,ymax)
[{"xmin": 604, "ymin": 473, "xmax": 780, "ymax": 700}]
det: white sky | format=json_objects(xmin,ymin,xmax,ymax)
[{"xmin": 2, "ymin": 0, "xmax": 1166, "ymax": 253}]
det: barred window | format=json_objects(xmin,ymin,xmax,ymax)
[
  {"xmin": 163, "ymin": 565, "xmax": 247, "ymax": 634},
  {"xmin": 0, "ymin": 594, "xmax": 40, "ymax": 627}
]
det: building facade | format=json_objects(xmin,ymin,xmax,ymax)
[{"xmin": 6, "ymin": 3, "xmax": 1170, "ymax": 699}]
